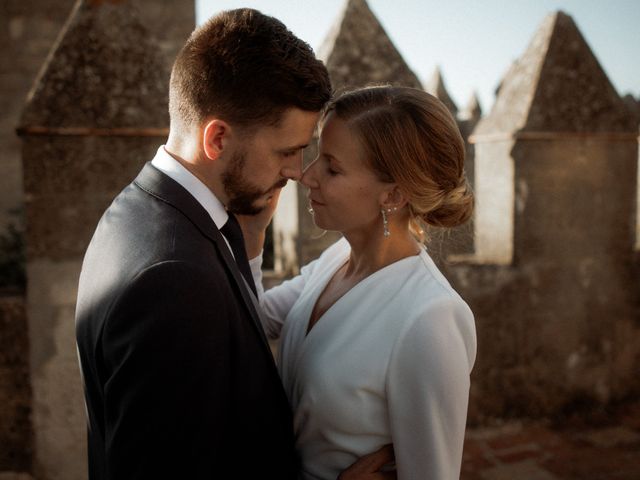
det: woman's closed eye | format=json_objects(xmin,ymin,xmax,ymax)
[{"xmin": 325, "ymin": 157, "xmax": 341, "ymax": 176}]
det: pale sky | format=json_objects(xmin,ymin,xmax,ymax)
[{"xmin": 196, "ymin": 0, "xmax": 640, "ymax": 114}]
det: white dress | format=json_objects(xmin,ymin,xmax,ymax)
[{"xmin": 251, "ymin": 238, "xmax": 477, "ymax": 480}]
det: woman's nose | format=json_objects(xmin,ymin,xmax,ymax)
[{"xmin": 300, "ymin": 157, "xmax": 320, "ymax": 188}]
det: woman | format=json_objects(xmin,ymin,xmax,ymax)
[{"xmin": 243, "ymin": 86, "xmax": 477, "ymax": 479}]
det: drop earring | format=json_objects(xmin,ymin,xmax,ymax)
[
  {"xmin": 381, "ymin": 206, "xmax": 398, "ymax": 238},
  {"xmin": 381, "ymin": 208, "xmax": 390, "ymax": 238}
]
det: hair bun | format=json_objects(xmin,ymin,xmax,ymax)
[{"xmin": 422, "ymin": 180, "xmax": 474, "ymax": 228}]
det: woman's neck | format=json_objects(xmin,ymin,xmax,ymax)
[{"xmin": 342, "ymin": 222, "xmax": 421, "ymax": 279}]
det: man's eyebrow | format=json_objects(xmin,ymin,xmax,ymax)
[{"xmin": 278, "ymin": 144, "xmax": 309, "ymax": 152}]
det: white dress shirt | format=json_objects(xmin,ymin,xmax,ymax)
[{"xmin": 151, "ymin": 145, "xmax": 235, "ymax": 256}]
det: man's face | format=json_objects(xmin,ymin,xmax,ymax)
[{"xmin": 221, "ymin": 108, "xmax": 320, "ymax": 215}]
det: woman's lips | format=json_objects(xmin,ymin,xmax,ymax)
[{"xmin": 309, "ymin": 198, "xmax": 325, "ymax": 207}]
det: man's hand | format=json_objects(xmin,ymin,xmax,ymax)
[
  {"xmin": 337, "ymin": 444, "xmax": 396, "ymax": 480},
  {"xmin": 236, "ymin": 188, "xmax": 282, "ymax": 259}
]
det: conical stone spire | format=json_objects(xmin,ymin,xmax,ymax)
[
  {"xmin": 20, "ymin": 0, "xmax": 169, "ymax": 130},
  {"xmin": 622, "ymin": 94, "xmax": 640, "ymax": 125},
  {"xmin": 459, "ymin": 91, "xmax": 482, "ymax": 122},
  {"xmin": 475, "ymin": 11, "xmax": 636, "ymax": 135},
  {"xmin": 425, "ymin": 67, "xmax": 458, "ymax": 116},
  {"xmin": 318, "ymin": 0, "xmax": 421, "ymax": 92},
  {"xmin": 464, "ymin": 92, "xmax": 482, "ymax": 120}
]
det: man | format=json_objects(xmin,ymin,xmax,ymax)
[
  {"xmin": 75, "ymin": 9, "xmax": 327, "ymax": 479},
  {"xmin": 76, "ymin": 8, "xmax": 396, "ymax": 479}
]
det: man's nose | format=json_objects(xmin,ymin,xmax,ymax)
[{"xmin": 281, "ymin": 152, "xmax": 304, "ymax": 181}]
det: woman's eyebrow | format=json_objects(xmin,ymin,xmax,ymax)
[{"xmin": 320, "ymin": 151, "xmax": 341, "ymax": 164}]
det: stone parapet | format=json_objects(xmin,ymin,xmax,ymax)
[
  {"xmin": 14, "ymin": 2, "xmax": 195, "ymax": 478},
  {"xmin": 0, "ymin": 295, "xmax": 31, "ymax": 473}
]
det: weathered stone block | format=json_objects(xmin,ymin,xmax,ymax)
[
  {"xmin": 0, "ymin": 295, "xmax": 32, "ymax": 472},
  {"xmin": 26, "ymin": 260, "xmax": 84, "ymax": 480},
  {"xmin": 22, "ymin": 136, "xmax": 161, "ymax": 260},
  {"xmin": 318, "ymin": 0, "xmax": 422, "ymax": 92}
]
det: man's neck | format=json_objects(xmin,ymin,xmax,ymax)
[
  {"xmin": 163, "ymin": 140, "xmax": 226, "ymax": 205},
  {"xmin": 166, "ymin": 127, "xmax": 199, "ymax": 163}
]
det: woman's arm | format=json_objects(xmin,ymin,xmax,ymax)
[
  {"xmin": 236, "ymin": 190, "xmax": 281, "ymax": 261},
  {"xmin": 249, "ymin": 252, "xmax": 312, "ymax": 339},
  {"xmin": 386, "ymin": 297, "xmax": 476, "ymax": 479},
  {"xmin": 237, "ymin": 190, "xmax": 316, "ymax": 339}
]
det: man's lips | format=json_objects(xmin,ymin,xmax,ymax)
[
  {"xmin": 273, "ymin": 178, "xmax": 288, "ymax": 190},
  {"xmin": 309, "ymin": 198, "xmax": 325, "ymax": 207}
]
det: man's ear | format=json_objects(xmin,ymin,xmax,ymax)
[{"xmin": 202, "ymin": 119, "xmax": 230, "ymax": 161}]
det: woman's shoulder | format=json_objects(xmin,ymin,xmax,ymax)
[
  {"xmin": 392, "ymin": 249, "xmax": 476, "ymax": 363},
  {"xmin": 405, "ymin": 249, "xmax": 469, "ymax": 307}
]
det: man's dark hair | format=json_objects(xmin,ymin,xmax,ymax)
[{"xmin": 169, "ymin": 8, "xmax": 332, "ymax": 129}]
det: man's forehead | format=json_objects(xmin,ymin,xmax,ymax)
[{"xmin": 260, "ymin": 108, "xmax": 320, "ymax": 144}]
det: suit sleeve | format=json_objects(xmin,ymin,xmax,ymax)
[
  {"xmin": 386, "ymin": 297, "xmax": 477, "ymax": 480},
  {"xmin": 101, "ymin": 260, "xmax": 232, "ymax": 479}
]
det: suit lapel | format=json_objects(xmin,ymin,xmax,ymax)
[{"xmin": 133, "ymin": 162, "xmax": 272, "ymax": 354}]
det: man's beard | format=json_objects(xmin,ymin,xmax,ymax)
[{"xmin": 222, "ymin": 149, "xmax": 287, "ymax": 215}]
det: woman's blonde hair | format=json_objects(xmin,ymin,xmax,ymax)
[{"xmin": 324, "ymin": 86, "xmax": 473, "ymax": 238}]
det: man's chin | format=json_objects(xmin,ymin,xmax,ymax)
[
  {"xmin": 228, "ymin": 187, "xmax": 281, "ymax": 216},
  {"xmin": 228, "ymin": 205, "xmax": 263, "ymax": 216}
]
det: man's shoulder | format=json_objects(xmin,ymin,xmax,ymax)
[
  {"xmin": 98, "ymin": 178, "xmax": 209, "ymax": 246},
  {"xmin": 82, "ymin": 181, "xmax": 226, "ymax": 288}
]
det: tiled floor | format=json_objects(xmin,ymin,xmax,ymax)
[
  {"xmin": 462, "ymin": 402, "xmax": 640, "ymax": 479},
  {"xmin": 2, "ymin": 402, "xmax": 639, "ymax": 479}
]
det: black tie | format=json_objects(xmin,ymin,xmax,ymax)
[{"xmin": 220, "ymin": 213, "xmax": 257, "ymax": 296}]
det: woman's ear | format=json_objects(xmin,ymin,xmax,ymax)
[
  {"xmin": 202, "ymin": 119, "xmax": 229, "ymax": 161},
  {"xmin": 379, "ymin": 185, "xmax": 408, "ymax": 211}
]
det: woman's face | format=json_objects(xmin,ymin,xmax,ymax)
[{"xmin": 300, "ymin": 112, "xmax": 391, "ymax": 236}]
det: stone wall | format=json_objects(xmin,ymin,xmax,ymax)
[
  {"xmin": 8, "ymin": 1, "xmax": 195, "ymax": 478},
  {"xmin": 0, "ymin": 296, "xmax": 31, "ymax": 473},
  {"xmin": 0, "ymin": 2, "xmax": 75, "ymax": 476},
  {"xmin": 444, "ymin": 136, "xmax": 640, "ymax": 423},
  {"xmin": 443, "ymin": 11, "xmax": 640, "ymax": 422},
  {"xmin": 0, "ymin": 0, "xmax": 76, "ymax": 234},
  {"xmin": 0, "ymin": 0, "xmax": 193, "ymax": 240}
]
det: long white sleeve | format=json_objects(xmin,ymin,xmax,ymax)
[
  {"xmin": 386, "ymin": 297, "xmax": 476, "ymax": 480},
  {"xmin": 249, "ymin": 253, "xmax": 318, "ymax": 340}
]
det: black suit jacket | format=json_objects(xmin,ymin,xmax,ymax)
[{"xmin": 75, "ymin": 163, "xmax": 298, "ymax": 479}]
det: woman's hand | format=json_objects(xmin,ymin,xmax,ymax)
[{"xmin": 236, "ymin": 188, "xmax": 282, "ymax": 260}]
